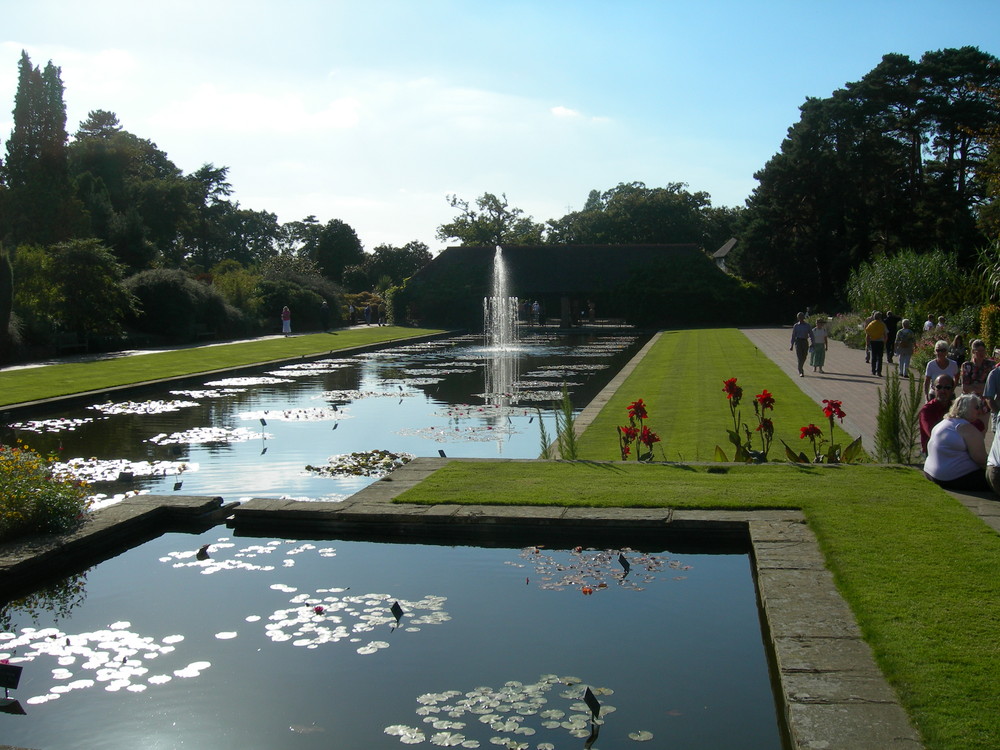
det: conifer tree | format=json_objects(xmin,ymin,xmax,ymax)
[{"xmin": 1, "ymin": 51, "xmax": 81, "ymax": 246}]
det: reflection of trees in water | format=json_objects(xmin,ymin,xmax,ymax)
[{"xmin": 0, "ymin": 570, "xmax": 89, "ymax": 632}]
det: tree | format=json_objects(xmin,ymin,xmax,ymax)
[
  {"xmin": 276, "ymin": 216, "xmax": 363, "ymax": 282},
  {"xmin": 75, "ymin": 109, "xmax": 123, "ymax": 140},
  {"xmin": 0, "ymin": 244, "xmax": 12, "ymax": 356},
  {"xmin": 342, "ymin": 240, "xmax": 432, "ymax": 292},
  {"xmin": 436, "ymin": 193, "xmax": 544, "ymax": 246},
  {"xmin": 181, "ymin": 163, "xmax": 234, "ymax": 269},
  {"xmin": 734, "ymin": 47, "xmax": 1000, "ymax": 303},
  {"xmin": 69, "ymin": 110, "xmax": 192, "ymax": 269},
  {"xmin": 545, "ymin": 182, "xmax": 715, "ymax": 246},
  {"xmin": 1, "ymin": 51, "xmax": 84, "ymax": 246},
  {"xmin": 14, "ymin": 239, "xmax": 137, "ymax": 338}
]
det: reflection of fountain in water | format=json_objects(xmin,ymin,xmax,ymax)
[{"xmin": 483, "ymin": 246, "xmax": 521, "ymax": 448}]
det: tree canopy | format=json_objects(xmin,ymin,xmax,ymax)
[
  {"xmin": 436, "ymin": 193, "xmax": 545, "ymax": 246},
  {"xmin": 731, "ymin": 46, "xmax": 1000, "ymax": 303}
]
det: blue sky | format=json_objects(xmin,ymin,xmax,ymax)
[{"xmin": 2, "ymin": 0, "xmax": 999, "ymax": 253}]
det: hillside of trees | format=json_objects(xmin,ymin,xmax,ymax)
[{"xmin": 1, "ymin": 46, "xmax": 998, "ymax": 360}]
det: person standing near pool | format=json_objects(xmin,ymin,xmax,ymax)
[
  {"xmin": 789, "ymin": 312, "xmax": 812, "ymax": 377},
  {"xmin": 281, "ymin": 305, "xmax": 291, "ymax": 336}
]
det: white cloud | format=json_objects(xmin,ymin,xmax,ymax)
[
  {"xmin": 550, "ymin": 105, "xmax": 580, "ymax": 118},
  {"xmin": 147, "ymin": 84, "xmax": 363, "ymax": 134}
]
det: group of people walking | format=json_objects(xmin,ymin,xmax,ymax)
[{"xmin": 862, "ymin": 310, "xmax": 918, "ymax": 377}]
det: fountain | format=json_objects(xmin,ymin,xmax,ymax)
[
  {"xmin": 483, "ymin": 245, "xmax": 518, "ymax": 353},
  {"xmin": 483, "ymin": 246, "xmax": 520, "ymax": 412}
]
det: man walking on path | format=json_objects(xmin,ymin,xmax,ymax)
[
  {"xmin": 790, "ymin": 312, "xmax": 812, "ymax": 378},
  {"xmin": 865, "ymin": 312, "xmax": 888, "ymax": 376}
]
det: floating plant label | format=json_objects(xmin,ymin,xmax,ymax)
[{"xmin": 0, "ymin": 663, "xmax": 23, "ymax": 690}]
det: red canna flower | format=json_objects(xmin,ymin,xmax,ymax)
[
  {"xmin": 822, "ymin": 399, "xmax": 846, "ymax": 422},
  {"xmin": 640, "ymin": 426, "xmax": 661, "ymax": 447},
  {"xmin": 619, "ymin": 425, "xmax": 638, "ymax": 442},
  {"xmin": 755, "ymin": 390, "xmax": 775, "ymax": 410},
  {"xmin": 722, "ymin": 378, "xmax": 743, "ymax": 404},
  {"xmin": 800, "ymin": 424, "xmax": 823, "ymax": 439},
  {"xmin": 627, "ymin": 399, "xmax": 648, "ymax": 420},
  {"xmin": 755, "ymin": 417, "xmax": 774, "ymax": 437}
]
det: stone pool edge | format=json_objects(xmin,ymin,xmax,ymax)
[
  {"xmin": 0, "ymin": 473, "xmax": 923, "ymax": 750},
  {"xmin": 232, "ymin": 458, "xmax": 924, "ymax": 750}
]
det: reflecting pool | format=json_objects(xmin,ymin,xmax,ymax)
[
  {"xmin": 0, "ymin": 529, "xmax": 784, "ymax": 749},
  {"xmin": 7, "ymin": 332, "xmax": 644, "ymax": 507}
]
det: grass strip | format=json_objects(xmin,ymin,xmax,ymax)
[
  {"xmin": 395, "ymin": 327, "xmax": 1000, "ymax": 750},
  {"xmin": 0, "ymin": 327, "xmax": 443, "ymax": 407},
  {"xmin": 574, "ymin": 328, "xmax": 861, "ymax": 462}
]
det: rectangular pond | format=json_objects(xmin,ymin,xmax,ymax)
[
  {"xmin": 6, "ymin": 332, "xmax": 645, "ymax": 506},
  {"xmin": 0, "ymin": 529, "xmax": 786, "ymax": 749}
]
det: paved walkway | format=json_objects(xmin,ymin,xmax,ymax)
[{"xmin": 741, "ymin": 326, "xmax": 896, "ymax": 454}]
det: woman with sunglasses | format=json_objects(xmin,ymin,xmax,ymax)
[{"xmin": 923, "ymin": 340, "xmax": 959, "ymax": 401}]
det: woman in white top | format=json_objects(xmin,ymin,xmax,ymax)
[
  {"xmin": 923, "ymin": 340, "xmax": 959, "ymax": 400},
  {"xmin": 924, "ymin": 393, "xmax": 989, "ymax": 491},
  {"xmin": 809, "ymin": 318, "xmax": 828, "ymax": 373}
]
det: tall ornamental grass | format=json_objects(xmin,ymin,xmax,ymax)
[{"xmin": 848, "ymin": 249, "xmax": 973, "ymax": 323}]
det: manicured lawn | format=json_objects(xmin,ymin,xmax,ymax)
[
  {"xmin": 395, "ymin": 329, "xmax": 1000, "ymax": 750},
  {"xmin": 575, "ymin": 328, "xmax": 861, "ymax": 462},
  {"xmin": 0, "ymin": 327, "xmax": 443, "ymax": 407}
]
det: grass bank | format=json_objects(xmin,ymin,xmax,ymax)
[
  {"xmin": 575, "ymin": 328, "xmax": 865, "ymax": 462},
  {"xmin": 0, "ymin": 327, "xmax": 443, "ymax": 407},
  {"xmin": 396, "ymin": 328, "xmax": 1000, "ymax": 750}
]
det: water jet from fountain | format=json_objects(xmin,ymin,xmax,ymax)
[{"xmin": 483, "ymin": 246, "xmax": 520, "ymax": 417}]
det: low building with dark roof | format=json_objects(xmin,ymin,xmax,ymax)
[{"xmin": 394, "ymin": 243, "xmax": 764, "ymax": 328}]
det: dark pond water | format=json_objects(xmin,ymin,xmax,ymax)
[
  {"xmin": 7, "ymin": 332, "xmax": 646, "ymax": 507},
  {"xmin": 0, "ymin": 529, "xmax": 784, "ymax": 750}
]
